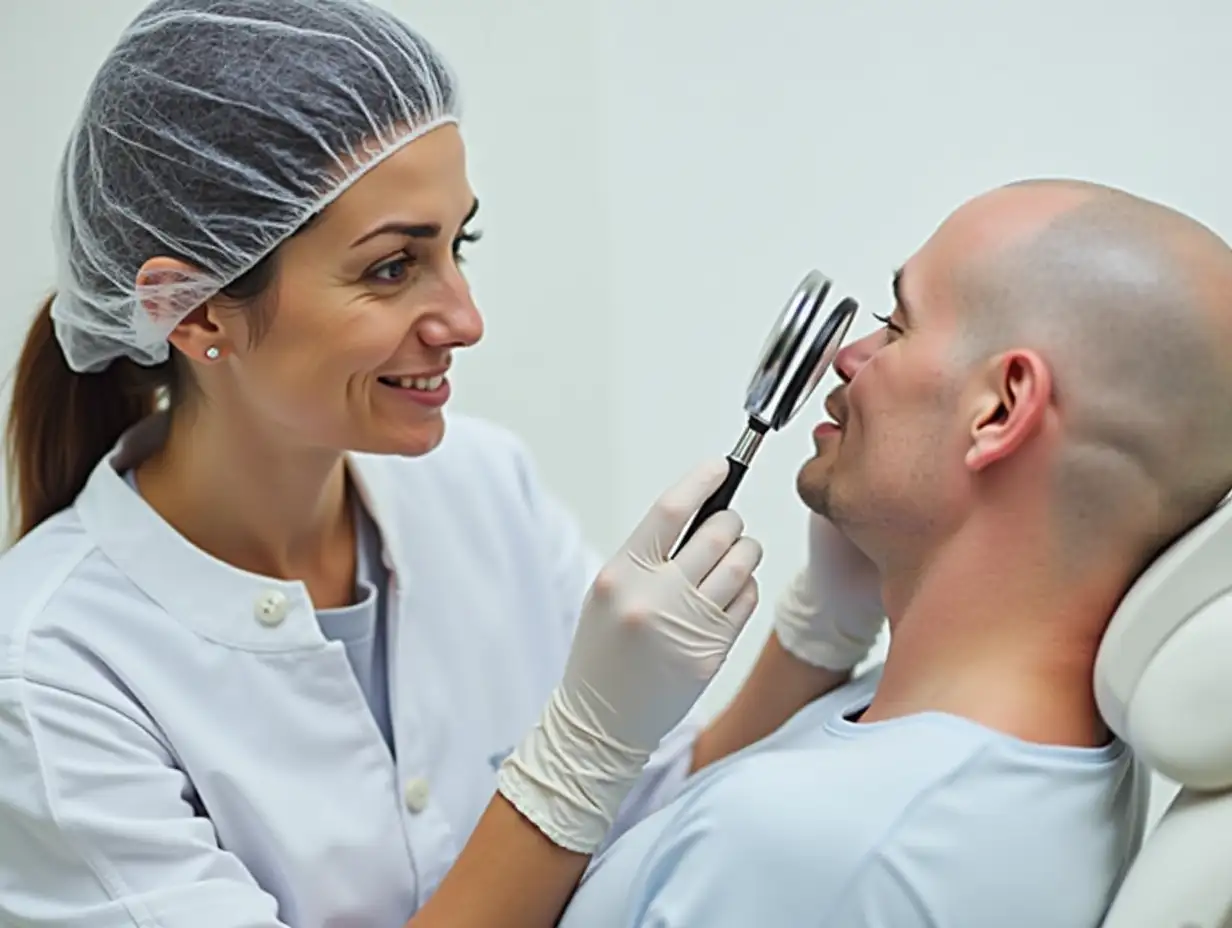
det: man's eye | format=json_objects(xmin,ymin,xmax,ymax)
[{"xmin": 872, "ymin": 312, "xmax": 904, "ymax": 335}]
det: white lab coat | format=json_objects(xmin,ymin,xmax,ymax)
[{"xmin": 0, "ymin": 413, "xmax": 697, "ymax": 928}]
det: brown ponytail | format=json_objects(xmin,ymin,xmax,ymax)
[{"xmin": 5, "ymin": 294, "xmax": 160, "ymax": 541}]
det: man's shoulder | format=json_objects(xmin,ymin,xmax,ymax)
[
  {"xmin": 668, "ymin": 711, "xmax": 992, "ymax": 856},
  {"xmin": 642, "ymin": 706, "xmax": 1141, "ymax": 925},
  {"xmin": 593, "ymin": 740, "xmax": 957, "ymax": 925}
]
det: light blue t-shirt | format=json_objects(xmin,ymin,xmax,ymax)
[
  {"xmin": 315, "ymin": 493, "xmax": 392, "ymax": 753},
  {"xmin": 561, "ymin": 667, "xmax": 1147, "ymax": 928},
  {"xmin": 123, "ymin": 472, "xmax": 394, "ymax": 752}
]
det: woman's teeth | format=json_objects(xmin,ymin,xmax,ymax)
[{"xmin": 382, "ymin": 375, "xmax": 444, "ymax": 391}]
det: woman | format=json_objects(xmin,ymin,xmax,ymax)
[{"xmin": 0, "ymin": 2, "xmax": 865, "ymax": 926}]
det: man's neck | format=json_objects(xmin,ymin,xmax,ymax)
[
  {"xmin": 860, "ymin": 521, "xmax": 1128, "ymax": 748},
  {"xmin": 133, "ymin": 406, "xmax": 354, "ymax": 584}
]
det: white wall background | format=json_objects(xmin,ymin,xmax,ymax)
[{"xmin": 4, "ymin": 0, "xmax": 1229, "ymax": 826}]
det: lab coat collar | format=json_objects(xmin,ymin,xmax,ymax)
[{"xmin": 74, "ymin": 414, "xmax": 407, "ymax": 652}]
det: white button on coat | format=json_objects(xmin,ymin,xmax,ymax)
[
  {"xmin": 403, "ymin": 778, "xmax": 431, "ymax": 814},
  {"xmin": 254, "ymin": 590, "xmax": 289, "ymax": 626}
]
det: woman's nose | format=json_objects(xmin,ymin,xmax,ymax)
[{"xmin": 419, "ymin": 281, "xmax": 484, "ymax": 349}]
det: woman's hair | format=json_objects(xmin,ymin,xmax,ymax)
[
  {"xmin": 6, "ymin": 0, "xmax": 459, "ymax": 541},
  {"xmin": 6, "ymin": 264, "xmax": 276, "ymax": 540}
]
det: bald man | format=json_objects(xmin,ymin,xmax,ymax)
[{"xmin": 557, "ymin": 180, "xmax": 1232, "ymax": 928}]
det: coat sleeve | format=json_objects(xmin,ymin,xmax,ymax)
[{"xmin": 0, "ymin": 675, "xmax": 287, "ymax": 928}]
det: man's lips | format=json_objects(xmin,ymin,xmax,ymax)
[
  {"xmin": 814, "ymin": 421, "xmax": 841, "ymax": 438},
  {"xmin": 822, "ymin": 393, "xmax": 845, "ymax": 428}
]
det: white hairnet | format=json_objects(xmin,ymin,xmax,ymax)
[{"xmin": 49, "ymin": 0, "xmax": 461, "ymax": 373}]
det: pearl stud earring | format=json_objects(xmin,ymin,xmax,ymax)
[{"xmin": 204, "ymin": 346, "xmax": 221, "ymax": 361}]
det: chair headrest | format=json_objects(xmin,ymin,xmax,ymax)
[{"xmin": 1094, "ymin": 493, "xmax": 1232, "ymax": 790}]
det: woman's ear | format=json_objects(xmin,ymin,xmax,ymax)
[
  {"xmin": 136, "ymin": 257, "xmax": 232, "ymax": 363},
  {"xmin": 964, "ymin": 349, "xmax": 1052, "ymax": 471}
]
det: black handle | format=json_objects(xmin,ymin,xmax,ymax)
[{"xmin": 671, "ymin": 456, "xmax": 749, "ymax": 558}]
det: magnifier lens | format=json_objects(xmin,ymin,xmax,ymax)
[
  {"xmin": 744, "ymin": 312, "xmax": 792, "ymax": 413},
  {"xmin": 780, "ymin": 298, "xmax": 858, "ymax": 424},
  {"xmin": 672, "ymin": 272, "xmax": 858, "ymax": 556},
  {"xmin": 744, "ymin": 278, "xmax": 826, "ymax": 418}
]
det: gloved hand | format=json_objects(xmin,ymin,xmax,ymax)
[
  {"xmin": 498, "ymin": 459, "xmax": 762, "ymax": 853},
  {"xmin": 773, "ymin": 511, "xmax": 885, "ymax": 672}
]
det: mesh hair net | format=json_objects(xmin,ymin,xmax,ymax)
[{"xmin": 49, "ymin": 0, "xmax": 460, "ymax": 373}]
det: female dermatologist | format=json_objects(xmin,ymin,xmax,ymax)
[{"xmin": 0, "ymin": 1, "xmax": 890, "ymax": 927}]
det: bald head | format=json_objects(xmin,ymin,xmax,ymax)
[{"xmin": 948, "ymin": 179, "xmax": 1232, "ymax": 561}]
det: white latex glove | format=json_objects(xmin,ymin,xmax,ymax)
[
  {"xmin": 498, "ymin": 459, "xmax": 763, "ymax": 853},
  {"xmin": 773, "ymin": 511, "xmax": 886, "ymax": 672}
]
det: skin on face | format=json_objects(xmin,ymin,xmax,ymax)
[
  {"xmin": 792, "ymin": 180, "xmax": 1232, "ymax": 745},
  {"xmin": 149, "ymin": 123, "xmax": 484, "ymax": 459},
  {"xmin": 796, "ymin": 259, "xmax": 967, "ymax": 559},
  {"xmin": 120, "ymin": 125, "xmax": 484, "ymax": 602},
  {"xmin": 795, "ymin": 185, "xmax": 1084, "ymax": 573}
]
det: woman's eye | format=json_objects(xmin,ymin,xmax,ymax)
[
  {"xmin": 366, "ymin": 229, "xmax": 482, "ymax": 283},
  {"xmin": 369, "ymin": 255, "xmax": 411, "ymax": 283}
]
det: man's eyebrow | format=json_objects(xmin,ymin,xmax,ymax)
[
  {"xmin": 891, "ymin": 266, "xmax": 914, "ymax": 326},
  {"xmin": 351, "ymin": 198, "xmax": 480, "ymax": 248}
]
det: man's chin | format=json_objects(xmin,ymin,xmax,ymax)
[{"xmin": 795, "ymin": 457, "xmax": 833, "ymax": 516}]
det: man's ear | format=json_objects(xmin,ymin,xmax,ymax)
[
  {"xmin": 135, "ymin": 257, "xmax": 231, "ymax": 363},
  {"xmin": 964, "ymin": 349, "xmax": 1052, "ymax": 472}
]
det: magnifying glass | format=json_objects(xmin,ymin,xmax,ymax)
[{"xmin": 673, "ymin": 270, "xmax": 859, "ymax": 554}]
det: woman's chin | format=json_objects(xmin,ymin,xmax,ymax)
[{"xmin": 349, "ymin": 416, "xmax": 447, "ymax": 458}]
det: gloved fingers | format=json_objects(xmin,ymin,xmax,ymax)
[
  {"xmin": 623, "ymin": 458, "xmax": 730, "ymax": 561},
  {"xmin": 670, "ymin": 509, "xmax": 746, "ymax": 586},
  {"xmin": 725, "ymin": 576, "xmax": 760, "ymax": 627},
  {"xmin": 695, "ymin": 535, "xmax": 763, "ymax": 610}
]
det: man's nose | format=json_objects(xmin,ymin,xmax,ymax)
[{"xmin": 833, "ymin": 331, "xmax": 880, "ymax": 383}]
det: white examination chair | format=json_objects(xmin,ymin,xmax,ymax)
[{"xmin": 1095, "ymin": 491, "xmax": 1232, "ymax": 928}]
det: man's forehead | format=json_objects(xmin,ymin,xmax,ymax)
[
  {"xmin": 932, "ymin": 185, "xmax": 1095, "ymax": 263},
  {"xmin": 893, "ymin": 257, "xmax": 953, "ymax": 331},
  {"xmin": 890, "ymin": 266, "xmax": 917, "ymax": 321},
  {"xmin": 900, "ymin": 185, "xmax": 1097, "ymax": 318}
]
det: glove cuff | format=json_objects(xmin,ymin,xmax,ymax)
[
  {"xmin": 773, "ymin": 570, "xmax": 882, "ymax": 672},
  {"xmin": 497, "ymin": 688, "xmax": 650, "ymax": 854},
  {"xmin": 773, "ymin": 622, "xmax": 875, "ymax": 672}
]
